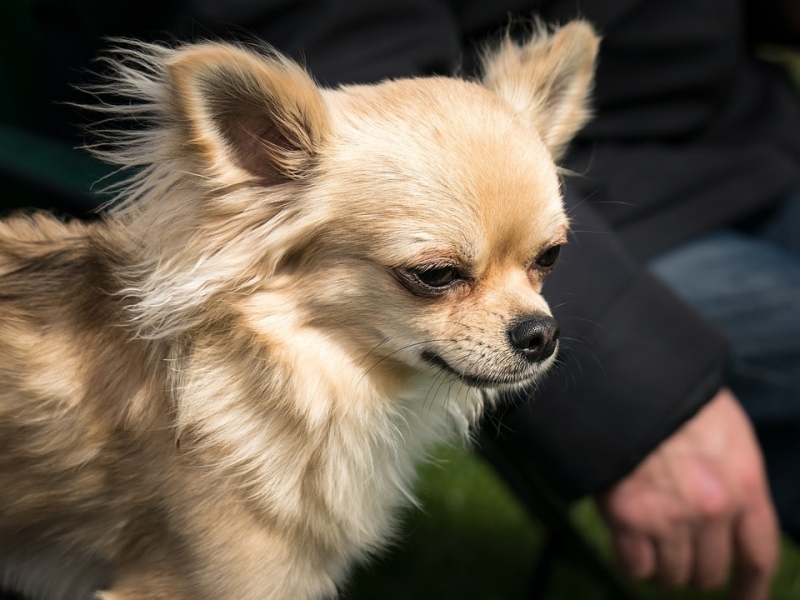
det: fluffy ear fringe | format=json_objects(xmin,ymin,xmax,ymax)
[
  {"xmin": 84, "ymin": 40, "xmax": 328, "ymax": 196},
  {"xmin": 78, "ymin": 41, "xmax": 328, "ymax": 339},
  {"xmin": 481, "ymin": 20, "xmax": 600, "ymax": 160},
  {"xmin": 166, "ymin": 43, "xmax": 329, "ymax": 185}
]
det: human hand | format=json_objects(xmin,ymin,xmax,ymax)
[{"xmin": 595, "ymin": 388, "xmax": 779, "ymax": 599}]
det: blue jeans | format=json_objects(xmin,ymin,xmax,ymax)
[{"xmin": 649, "ymin": 189, "xmax": 800, "ymax": 541}]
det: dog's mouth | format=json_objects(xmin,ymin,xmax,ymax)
[{"xmin": 420, "ymin": 350, "xmax": 539, "ymax": 389}]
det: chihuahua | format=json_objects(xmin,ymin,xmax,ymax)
[{"xmin": 0, "ymin": 21, "xmax": 598, "ymax": 600}]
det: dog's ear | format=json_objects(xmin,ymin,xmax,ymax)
[
  {"xmin": 481, "ymin": 21, "xmax": 599, "ymax": 160},
  {"xmin": 166, "ymin": 43, "xmax": 329, "ymax": 185}
]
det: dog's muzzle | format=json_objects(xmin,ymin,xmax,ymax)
[{"xmin": 418, "ymin": 315, "xmax": 560, "ymax": 388}]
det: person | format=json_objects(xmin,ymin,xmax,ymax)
[
  {"xmin": 26, "ymin": 0, "xmax": 800, "ymax": 598},
  {"xmin": 483, "ymin": 2, "xmax": 800, "ymax": 597}
]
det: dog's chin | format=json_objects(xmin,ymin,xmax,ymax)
[{"xmin": 420, "ymin": 350, "xmax": 553, "ymax": 392}]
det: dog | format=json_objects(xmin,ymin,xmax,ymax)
[{"xmin": 0, "ymin": 21, "xmax": 598, "ymax": 600}]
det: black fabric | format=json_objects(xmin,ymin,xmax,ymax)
[
  {"xmin": 523, "ymin": 0, "xmax": 800, "ymax": 261},
  {"xmin": 28, "ymin": 0, "xmax": 800, "ymax": 499},
  {"xmin": 32, "ymin": 0, "xmax": 462, "ymax": 140}
]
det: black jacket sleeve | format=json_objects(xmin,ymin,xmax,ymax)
[{"xmin": 488, "ymin": 185, "xmax": 729, "ymax": 500}]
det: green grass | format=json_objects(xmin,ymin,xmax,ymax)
[{"xmin": 344, "ymin": 444, "xmax": 800, "ymax": 600}]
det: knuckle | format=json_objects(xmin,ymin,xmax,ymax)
[
  {"xmin": 604, "ymin": 496, "xmax": 650, "ymax": 529},
  {"xmin": 740, "ymin": 471, "xmax": 765, "ymax": 498},
  {"xmin": 687, "ymin": 471, "xmax": 732, "ymax": 521},
  {"xmin": 695, "ymin": 492, "xmax": 730, "ymax": 520},
  {"xmin": 660, "ymin": 505, "xmax": 687, "ymax": 531}
]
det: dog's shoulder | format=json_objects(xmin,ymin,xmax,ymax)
[
  {"xmin": 0, "ymin": 213, "xmax": 126, "ymax": 350},
  {"xmin": 0, "ymin": 212, "xmax": 97, "ymax": 276}
]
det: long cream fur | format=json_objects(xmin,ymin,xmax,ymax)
[{"xmin": 0, "ymin": 22, "xmax": 598, "ymax": 600}]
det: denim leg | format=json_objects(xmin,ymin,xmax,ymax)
[
  {"xmin": 648, "ymin": 198, "xmax": 800, "ymax": 541},
  {"xmin": 752, "ymin": 188, "xmax": 800, "ymax": 259}
]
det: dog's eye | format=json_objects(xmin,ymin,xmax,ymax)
[
  {"xmin": 535, "ymin": 245, "xmax": 562, "ymax": 270},
  {"xmin": 413, "ymin": 266, "xmax": 460, "ymax": 289}
]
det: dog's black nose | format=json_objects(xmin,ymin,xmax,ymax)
[{"xmin": 508, "ymin": 315, "xmax": 560, "ymax": 363}]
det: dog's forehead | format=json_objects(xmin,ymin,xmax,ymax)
[
  {"xmin": 321, "ymin": 78, "xmax": 568, "ymax": 255},
  {"xmin": 329, "ymin": 76, "xmax": 545, "ymax": 153}
]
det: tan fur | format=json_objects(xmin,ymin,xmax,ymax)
[{"xmin": 0, "ymin": 21, "xmax": 598, "ymax": 599}]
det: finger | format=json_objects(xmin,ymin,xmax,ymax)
[
  {"xmin": 612, "ymin": 530, "xmax": 656, "ymax": 580},
  {"xmin": 692, "ymin": 516, "xmax": 733, "ymax": 590},
  {"xmin": 731, "ymin": 499, "xmax": 780, "ymax": 600},
  {"xmin": 654, "ymin": 527, "xmax": 693, "ymax": 588}
]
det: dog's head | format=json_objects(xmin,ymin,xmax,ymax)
[{"xmin": 104, "ymin": 23, "xmax": 598, "ymax": 392}]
